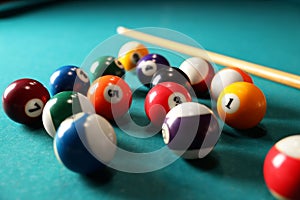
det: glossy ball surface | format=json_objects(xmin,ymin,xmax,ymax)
[
  {"xmin": 89, "ymin": 56, "xmax": 125, "ymax": 83},
  {"xmin": 162, "ymin": 102, "xmax": 220, "ymax": 159},
  {"xmin": 179, "ymin": 57, "xmax": 215, "ymax": 97},
  {"xmin": 145, "ymin": 82, "xmax": 192, "ymax": 127},
  {"xmin": 87, "ymin": 75, "xmax": 132, "ymax": 120},
  {"xmin": 264, "ymin": 135, "xmax": 300, "ymax": 200},
  {"xmin": 136, "ymin": 53, "xmax": 170, "ymax": 87},
  {"xmin": 2, "ymin": 78, "xmax": 50, "ymax": 126},
  {"xmin": 217, "ymin": 82, "xmax": 266, "ymax": 129},
  {"xmin": 118, "ymin": 41, "xmax": 149, "ymax": 71},
  {"xmin": 49, "ymin": 65, "xmax": 90, "ymax": 96},
  {"xmin": 42, "ymin": 91, "xmax": 95, "ymax": 137},
  {"xmin": 151, "ymin": 67, "xmax": 191, "ymax": 90},
  {"xmin": 54, "ymin": 112, "xmax": 117, "ymax": 174},
  {"xmin": 210, "ymin": 67, "xmax": 253, "ymax": 100}
]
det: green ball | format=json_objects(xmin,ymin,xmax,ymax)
[
  {"xmin": 89, "ymin": 56, "xmax": 126, "ymax": 83},
  {"xmin": 42, "ymin": 91, "xmax": 95, "ymax": 138}
]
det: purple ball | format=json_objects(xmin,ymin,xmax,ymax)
[
  {"xmin": 162, "ymin": 102, "xmax": 220, "ymax": 159},
  {"xmin": 136, "ymin": 54, "xmax": 170, "ymax": 87}
]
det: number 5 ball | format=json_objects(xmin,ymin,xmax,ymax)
[
  {"xmin": 217, "ymin": 82, "xmax": 267, "ymax": 129},
  {"xmin": 264, "ymin": 135, "xmax": 300, "ymax": 200},
  {"xmin": 2, "ymin": 78, "xmax": 50, "ymax": 126}
]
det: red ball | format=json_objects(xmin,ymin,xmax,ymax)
[
  {"xmin": 2, "ymin": 78, "xmax": 50, "ymax": 126},
  {"xmin": 145, "ymin": 82, "xmax": 192, "ymax": 127},
  {"xmin": 87, "ymin": 75, "xmax": 132, "ymax": 120},
  {"xmin": 264, "ymin": 135, "xmax": 300, "ymax": 200}
]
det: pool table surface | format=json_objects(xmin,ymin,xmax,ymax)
[{"xmin": 0, "ymin": 0, "xmax": 300, "ymax": 199}]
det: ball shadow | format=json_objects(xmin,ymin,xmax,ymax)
[
  {"xmin": 80, "ymin": 167, "xmax": 116, "ymax": 186},
  {"xmin": 184, "ymin": 152, "xmax": 219, "ymax": 171}
]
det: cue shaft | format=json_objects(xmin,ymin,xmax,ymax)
[{"xmin": 117, "ymin": 26, "xmax": 300, "ymax": 90}]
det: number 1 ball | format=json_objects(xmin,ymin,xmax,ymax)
[
  {"xmin": 264, "ymin": 135, "xmax": 300, "ymax": 200},
  {"xmin": 2, "ymin": 78, "xmax": 50, "ymax": 126},
  {"xmin": 88, "ymin": 75, "xmax": 132, "ymax": 120},
  {"xmin": 217, "ymin": 82, "xmax": 267, "ymax": 130},
  {"xmin": 162, "ymin": 102, "xmax": 220, "ymax": 159}
]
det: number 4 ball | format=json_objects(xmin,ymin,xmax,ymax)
[
  {"xmin": 264, "ymin": 135, "xmax": 300, "ymax": 200},
  {"xmin": 2, "ymin": 78, "xmax": 50, "ymax": 126}
]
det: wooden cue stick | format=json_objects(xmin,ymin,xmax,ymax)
[{"xmin": 117, "ymin": 26, "xmax": 300, "ymax": 90}]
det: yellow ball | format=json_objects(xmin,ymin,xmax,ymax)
[
  {"xmin": 118, "ymin": 41, "xmax": 149, "ymax": 71},
  {"xmin": 217, "ymin": 82, "xmax": 267, "ymax": 129}
]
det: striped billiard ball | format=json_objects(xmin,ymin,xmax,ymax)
[
  {"xmin": 54, "ymin": 112, "xmax": 117, "ymax": 174},
  {"xmin": 42, "ymin": 91, "xmax": 95, "ymax": 138},
  {"xmin": 263, "ymin": 135, "xmax": 300, "ymax": 200},
  {"xmin": 162, "ymin": 102, "xmax": 220, "ymax": 159}
]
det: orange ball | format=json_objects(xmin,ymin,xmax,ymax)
[
  {"xmin": 217, "ymin": 82, "xmax": 267, "ymax": 129},
  {"xmin": 87, "ymin": 75, "xmax": 132, "ymax": 120},
  {"xmin": 118, "ymin": 41, "xmax": 149, "ymax": 71}
]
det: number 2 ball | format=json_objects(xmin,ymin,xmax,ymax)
[
  {"xmin": 88, "ymin": 75, "xmax": 132, "ymax": 120},
  {"xmin": 2, "ymin": 78, "xmax": 50, "ymax": 126},
  {"xmin": 264, "ymin": 135, "xmax": 300, "ymax": 200}
]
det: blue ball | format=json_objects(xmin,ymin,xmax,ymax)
[
  {"xmin": 49, "ymin": 65, "xmax": 90, "ymax": 96},
  {"xmin": 54, "ymin": 112, "xmax": 117, "ymax": 174}
]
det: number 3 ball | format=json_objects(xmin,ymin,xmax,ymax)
[
  {"xmin": 54, "ymin": 112, "xmax": 117, "ymax": 174},
  {"xmin": 145, "ymin": 82, "xmax": 192, "ymax": 127},
  {"xmin": 2, "ymin": 78, "xmax": 50, "ymax": 126},
  {"xmin": 264, "ymin": 135, "xmax": 300, "ymax": 200},
  {"xmin": 49, "ymin": 65, "xmax": 90, "ymax": 96},
  {"xmin": 217, "ymin": 82, "xmax": 267, "ymax": 130},
  {"xmin": 88, "ymin": 75, "xmax": 132, "ymax": 120},
  {"xmin": 162, "ymin": 102, "xmax": 220, "ymax": 159}
]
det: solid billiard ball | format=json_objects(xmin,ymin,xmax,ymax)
[
  {"xmin": 210, "ymin": 67, "xmax": 253, "ymax": 100},
  {"xmin": 49, "ymin": 65, "xmax": 90, "ymax": 96},
  {"xmin": 2, "ymin": 78, "xmax": 50, "ymax": 126},
  {"xmin": 151, "ymin": 67, "xmax": 191, "ymax": 90},
  {"xmin": 87, "ymin": 75, "xmax": 132, "ymax": 120},
  {"xmin": 54, "ymin": 112, "xmax": 117, "ymax": 174},
  {"xmin": 136, "ymin": 53, "xmax": 170, "ymax": 87},
  {"xmin": 42, "ymin": 91, "xmax": 95, "ymax": 138},
  {"xmin": 162, "ymin": 102, "xmax": 220, "ymax": 159},
  {"xmin": 89, "ymin": 56, "xmax": 125, "ymax": 83},
  {"xmin": 263, "ymin": 135, "xmax": 300, "ymax": 200},
  {"xmin": 145, "ymin": 82, "xmax": 192, "ymax": 127},
  {"xmin": 118, "ymin": 41, "xmax": 149, "ymax": 71},
  {"xmin": 179, "ymin": 57, "xmax": 215, "ymax": 97},
  {"xmin": 217, "ymin": 82, "xmax": 267, "ymax": 129}
]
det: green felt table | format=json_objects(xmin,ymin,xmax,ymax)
[{"xmin": 0, "ymin": 1, "xmax": 300, "ymax": 199}]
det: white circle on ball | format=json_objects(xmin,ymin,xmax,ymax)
[
  {"xmin": 140, "ymin": 61, "xmax": 157, "ymax": 77},
  {"xmin": 25, "ymin": 98, "xmax": 44, "ymax": 117},
  {"xmin": 276, "ymin": 135, "xmax": 300, "ymax": 159},
  {"xmin": 221, "ymin": 93, "xmax": 240, "ymax": 114},
  {"xmin": 76, "ymin": 68, "xmax": 89, "ymax": 83},
  {"xmin": 168, "ymin": 92, "xmax": 187, "ymax": 109},
  {"xmin": 104, "ymin": 85, "xmax": 123, "ymax": 104}
]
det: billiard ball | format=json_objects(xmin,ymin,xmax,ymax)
[
  {"xmin": 145, "ymin": 82, "xmax": 192, "ymax": 127},
  {"xmin": 54, "ymin": 112, "xmax": 117, "ymax": 174},
  {"xmin": 210, "ymin": 67, "xmax": 253, "ymax": 100},
  {"xmin": 136, "ymin": 53, "xmax": 170, "ymax": 87},
  {"xmin": 151, "ymin": 67, "xmax": 191, "ymax": 90},
  {"xmin": 2, "ymin": 78, "xmax": 50, "ymax": 126},
  {"xmin": 87, "ymin": 75, "xmax": 132, "ymax": 120},
  {"xmin": 42, "ymin": 91, "xmax": 95, "ymax": 138},
  {"xmin": 179, "ymin": 57, "xmax": 215, "ymax": 97},
  {"xmin": 49, "ymin": 65, "xmax": 90, "ymax": 96},
  {"xmin": 89, "ymin": 56, "xmax": 125, "ymax": 83},
  {"xmin": 263, "ymin": 135, "xmax": 300, "ymax": 200},
  {"xmin": 162, "ymin": 102, "xmax": 220, "ymax": 159},
  {"xmin": 217, "ymin": 82, "xmax": 267, "ymax": 129},
  {"xmin": 118, "ymin": 41, "xmax": 149, "ymax": 71}
]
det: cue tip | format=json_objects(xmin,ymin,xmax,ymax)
[{"xmin": 117, "ymin": 26, "xmax": 127, "ymax": 34}]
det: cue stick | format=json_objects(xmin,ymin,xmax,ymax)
[{"xmin": 117, "ymin": 26, "xmax": 300, "ymax": 90}]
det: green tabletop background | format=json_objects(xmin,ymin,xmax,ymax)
[{"xmin": 0, "ymin": 1, "xmax": 300, "ymax": 199}]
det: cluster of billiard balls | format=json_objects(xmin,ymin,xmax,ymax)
[{"xmin": 2, "ymin": 41, "xmax": 298, "ymax": 200}]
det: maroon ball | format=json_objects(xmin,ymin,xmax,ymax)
[{"xmin": 2, "ymin": 78, "xmax": 50, "ymax": 126}]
